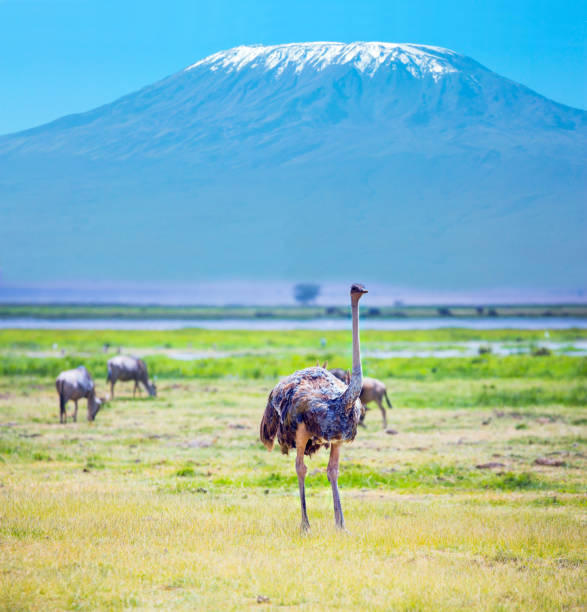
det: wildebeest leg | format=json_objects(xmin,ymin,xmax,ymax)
[
  {"xmin": 376, "ymin": 398, "xmax": 387, "ymax": 429},
  {"xmin": 133, "ymin": 381, "xmax": 138, "ymax": 397},
  {"xmin": 295, "ymin": 423, "xmax": 311, "ymax": 533},
  {"xmin": 327, "ymin": 442, "xmax": 346, "ymax": 530},
  {"xmin": 358, "ymin": 408, "xmax": 367, "ymax": 428},
  {"xmin": 73, "ymin": 400, "xmax": 79, "ymax": 422},
  {"xmin": 358, "ymin": 403, "xmax": 369, "ymax": 428}
]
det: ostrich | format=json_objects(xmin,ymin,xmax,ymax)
[{"xmin": 260, "ymin": 283, "xmax": 367, "ymax": 532}]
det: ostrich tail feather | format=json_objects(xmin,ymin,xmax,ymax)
[{"xmin": 259, "ymin": 391, "xmax": 279, "ymax": 451}]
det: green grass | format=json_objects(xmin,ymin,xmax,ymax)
[
  {"xmin": 2, "ymin": 302, "xmax": 586, "ymax": 320},
  {"xmin": 1, "ymin": 350, "xmax": 586, "ymax": 381},
  {"xmin": 1, "ymin": 329, "xmax": 585, "ymax": 386},
  {"xmin": 0, "ymin": 329, "xmax": 585, "ymax": 609},
  {"xmin": 2, "ymin": 327, "xmax": 586, "ymax": 351}
]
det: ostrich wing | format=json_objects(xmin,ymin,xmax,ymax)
[{"xmin": 270, "ymin": 367, "xmax": 360, "ymax": 455}]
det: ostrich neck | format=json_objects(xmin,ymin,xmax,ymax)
[{"xmin": 341, "ymin": 298, "xmax": 362, "ymax": 411}]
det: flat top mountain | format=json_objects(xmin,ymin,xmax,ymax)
[
  {"xmin": 187, "ymin": 41, "xmax": 462, "ymax": 80},
  {"xmin": 0, "ymin": 42, "xmax": 585, "ymax": 293}
]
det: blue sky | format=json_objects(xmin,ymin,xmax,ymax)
[{"xmin": 0, "ymin": 0, "xmax": 585, "ymax": 135}]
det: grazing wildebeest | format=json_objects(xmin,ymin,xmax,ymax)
[
  {"xmin": 330, "ymin": 369, "xmax": 392, "ymax": 429},
  {"xmin": 55, "ymin": 366, "xmax": 105, "ymax": 423},
  {"xmin": 107, "ymin": 355, "xmax": 157, "ymax": 398}
]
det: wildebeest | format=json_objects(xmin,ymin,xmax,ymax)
[
  {"xmin": 55, "ymin": 366, "xmax": 105, "ymax": 423},
  {"xmin": 107, "ymin": 355, "xmax": 157, "ymax": 398},
  {"xmin": 330, "ymin": 369, "xmax": 392, "ymax": 429}
]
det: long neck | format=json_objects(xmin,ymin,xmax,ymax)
[{"xmin": 341, "ymin": 297, "xmax": 362, "ymax": 411}]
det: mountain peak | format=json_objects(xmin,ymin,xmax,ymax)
[
  {"xmin": 0, "ymin": 42, "xmax": 585, "ymax": 289},
  {"xmin": 186, "ymin": 41, "xmax": 461, "ymax": 80}
]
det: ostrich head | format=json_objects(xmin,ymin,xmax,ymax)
[{"xmin": 350, "ymin": 284, "xmax": 368, "ymax": 299}]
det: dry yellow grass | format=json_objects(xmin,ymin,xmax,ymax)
[
  {"xmin": 0, "ymin": 374, "xmax": 585, "ymax": 610},
  {"xmin": 1, "ymin": 483, "xmax": 584, "ymax": 610}
]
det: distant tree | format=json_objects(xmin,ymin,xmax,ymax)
[
  {"xmin": 437, "ymin": 307, "xmax": 452, "ymax": 317},
  {"xmin": 294, "ymin": 283, "xmax": 321, "ymax": 305}
]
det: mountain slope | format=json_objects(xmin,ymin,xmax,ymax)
[{"xmin": 0, "ymin": 42, "xmax": 585, "ymax": 291}]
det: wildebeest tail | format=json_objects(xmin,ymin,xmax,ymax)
[
  {"xmin": 384, "ymin": 390, "xmax": 393, "ymax": 409},
  {"xmin": 259, "ymin": 391, "xmax": 279, "ymax": 451},
  {"xmin": 57, "ymin": 381, "xmax": 66, "ymax": 416}
]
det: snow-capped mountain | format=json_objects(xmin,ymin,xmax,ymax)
[
  {"xmin": 3, "ymin": 42, "xmax": 584, "ymax": 160},
  {"xmin": 188, "ymin": 42, "xmax": 460, "ymax": 76},
  {"xmin": 0, "ymin": 42, "xmax": 585, "ymax": 291}
]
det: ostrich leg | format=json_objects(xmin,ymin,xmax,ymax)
[
  {"xmin": 295, "ymin": 424, "xmax": 311, "ymax": 533},
  {"xmin": 110, "ymin": 380, "xmax": 115, "ymax": 399},
  {"xmin": 327, "ymin": 442, "xmax": 345, "ymax": 529}
]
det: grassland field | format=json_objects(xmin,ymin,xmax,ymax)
[
  {"xmin": 1, "ymin": 303, "xmax": 586, "ymax": 320},
  {"xmin": 0, "ymin": 328, "xmax": 585, "ymax": 610}
]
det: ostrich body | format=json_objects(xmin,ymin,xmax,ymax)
[{"xmin": 260, "ymin": 284, "xmax": 367, "ymax": 531}]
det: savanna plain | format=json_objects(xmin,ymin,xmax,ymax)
[{"xmin": 0, "ymin": 328, "xmax": 585, "ymax": 610}]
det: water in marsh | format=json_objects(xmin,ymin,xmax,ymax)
[
  {"xmin": 1, "ymin": 317, "xmax": 586, "ymax": 331},
  {"xmin": 163, "ymin": 340, "xmax": 587, "ymax": 360},
  {"xmin": 364, "ymin": 340, "xmax": 587, "ymax": 358}
]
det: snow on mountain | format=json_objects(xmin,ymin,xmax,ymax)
[
  {"xmin": 2, "ymin": 41, "xmax": 584, "ymax": 160},
  {"xmin": 187, "ymin": 42, "xmax": 459, "ymax": 80},
  {"xmin": 0, "ymin": 42, "xmax": 585, "ymax": 290}
]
